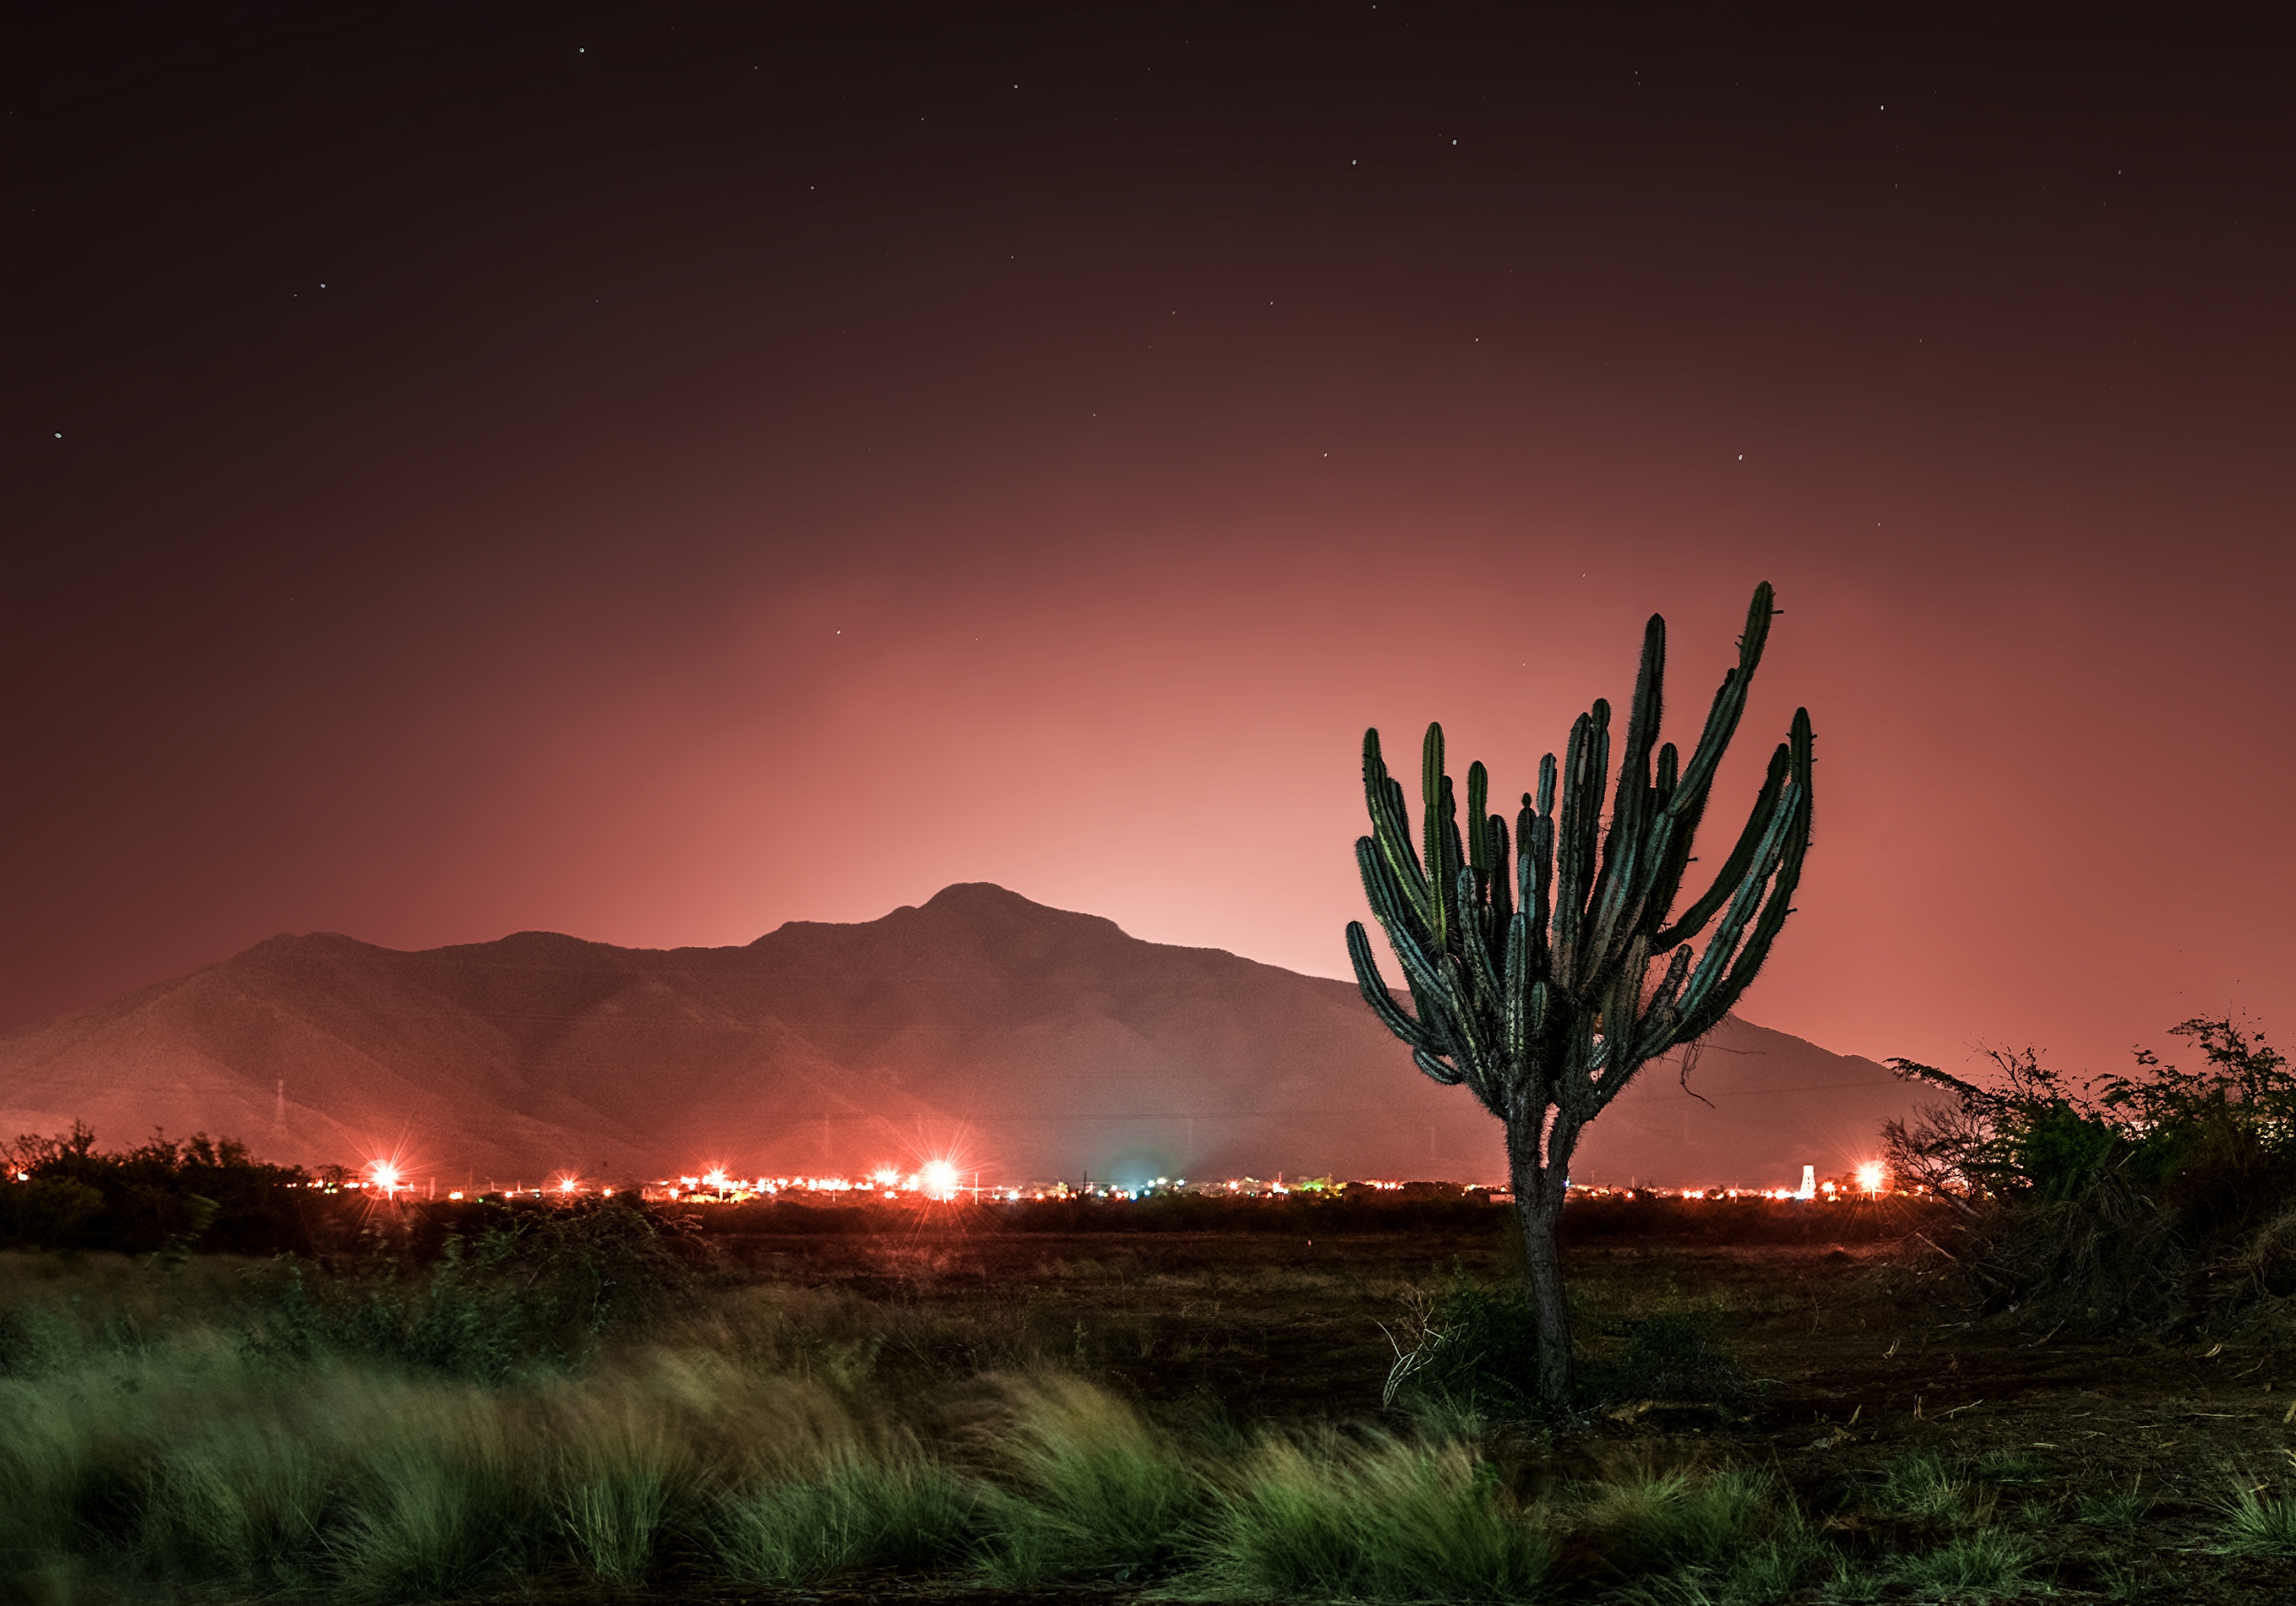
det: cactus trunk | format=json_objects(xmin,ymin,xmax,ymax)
[{"xmin": 1347, "ymin": 582, "xmax": 1813, "ymax": 1412}]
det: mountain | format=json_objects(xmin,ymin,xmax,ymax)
[{"xmin": 0, "ymin": 884, "xmax": 1920, "ymax": 1189}]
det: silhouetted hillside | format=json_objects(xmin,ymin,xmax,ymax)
[{"xmin": 0, "ymin": 884, "xmax": 1916, "ymax": 1188}]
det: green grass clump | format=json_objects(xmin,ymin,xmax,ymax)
[
  {"xmin": 975, "ymin": 1374, "xmax": 1201, "ymax": 1584},
  {"xmin": 559, "ymin": 1468, "xmax": 669, "ymax": 1583},
  {"xmin": 330, "ymin": 1431, "xmax": 541, "ymax": 1600},
  {"xmin": 1596, "ymin": 1465, "xmax": 1834, "ymax": 1605},
  {"xmin": 714, "ymin": 1461, "xmax": 979, "ymax": 1584},
  {"xmin": 1885, "ymin": 1528, "xmax": 2039, "ymax": 1597},
  {"xmin": 2077, "ymin": 1475, "xmax": 2152, "ymax": 1530},
  {"xmin": 1200, "ymin": 1435, "xmax": 1555, "ymax": 1603},
  {"xmin": 141, "ymin": 1415, "xmax": 334, "ymax": 1587},
  {"xmin": 1876, "ymin": 1449, "xmax": 1974, "ymax": 1524},
  {"xmin": 2213, "ymin": 1478, "xmax": 2296, "ymax": 1557}
]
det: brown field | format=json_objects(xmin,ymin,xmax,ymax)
[
  {"xmin": 655, "ymin": 1201, "xmax": 2294, "ymax": 1603},
  {"xmin": 6, "ymin": 1197, "xmax": 2290, "ymax": 1604}
]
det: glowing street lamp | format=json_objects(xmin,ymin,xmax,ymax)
[
  {"xmin": 367, "ymin": 1160, "xmax": 402, "ymax": 1198},
  {"xmin": 1855, "ymin": 1161, "xmax": 1886, "ymax": 1196}
]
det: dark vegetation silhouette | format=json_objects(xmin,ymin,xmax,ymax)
[
  {"xmin": 1887, "ymin": 1014, "xmax": 2296, "ymax": 1335},
  {"xmin": 1347, "ymin": 582, "xmax": 1814, "ymax": 1408},
  {"xmin": 0, "ymin": 1124, "xmax": 313, "ymax": 1257}
]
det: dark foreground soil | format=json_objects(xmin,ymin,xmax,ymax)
[{"xmin": 503, "ymin": 1210, "xmax": 2291, "ymax": 1604}]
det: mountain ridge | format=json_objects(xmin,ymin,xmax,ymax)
[{"xmin": 0, "ymin": 884, "xmax": 1918, "ymax": 1188}]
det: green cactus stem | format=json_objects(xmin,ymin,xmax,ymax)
[{"xmin": 1347, "ymin": 581, "xmax": 1814, "ymax": 1409}]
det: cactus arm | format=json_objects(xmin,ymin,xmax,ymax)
[
  {"xmin": 1501, "ymin": 908, "xmax": 1531, "ymax": 1072},
  {"xmin": 1527, "ymin": 775, "xmax": 1555, "ymax": 982},
  {"xmin": 1673, "ymin": 775, "xmax": 1802, "ymax": 1036},
  {"xmin": 1653, "ymin": 742, "xmax": 1789, "ymax": 950},
  {"xmin": 1552, "ymin": 707, "xmax": 1610, "ymax": 991},
  {"xmin": 1411, "ymin": 1048, "xmax": 1468, "ymax": 1088},
  {"xmin": 1664, "ymin": 582, "xmax": 1775, "ymax": 817},
  {"xmin": 1629, "ymin": 943, "xmax": 1700, "ymax": 1063},
  {"xmin": 1364, "ymin": 731, "xmax": 1433, "ymax": 928},
  {"xmin": 1487, "ymin": 812, "xmax": 1514, "ymax": 927},
  {"xmin": 1440, "ymin": 773, "xmax": 1466, "ymax": 943},
  {"xmin": 1591, "ymin": 616, "xmax": 1667, "ymax": 925},
  {"xmin": 1457, "ymin": 866, "xmax": 1503, "ymax": 1014},
  {"xmin": 1585, "ymin": 935, "xmax": 1654, "ymax": 1110},
  {"xmin": 1354, "ymin": 837, "xmax": 1414, "ymax": 935},
  {"xmin": 1347, "ymin": 921, "xmax": 1441, "ymax": 1053},
  {"xmin": 1466, "ymin": 760, "xmax": 1491, "ymax": 886},
  {"xmin": 1421, "ymin": 725, "xmax": 1452, "ymax": 955},
  {"xmin": 1676, "ymin": 709, "xmax": 1814, "ymax": 1038}
]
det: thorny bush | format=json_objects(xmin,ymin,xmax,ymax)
[{"xmin": 1885, "ymin": 1015, "xmax": 2296, "ymax": 1334}]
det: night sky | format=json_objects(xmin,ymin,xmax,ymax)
[{"xmin": 7, "ymin": 6, "xmax": 2291, "ymax": 1084}]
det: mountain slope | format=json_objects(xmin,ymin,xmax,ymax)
[{"xmin": 0, "ymin": 884, "xmax": 1917, "ymax": 1188}]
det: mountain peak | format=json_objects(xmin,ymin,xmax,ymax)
[{"xmin": 0, "ymin": 892, "xmax": 1917, "ymax": 1189}]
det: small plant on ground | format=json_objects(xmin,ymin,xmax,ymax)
[
  {"xmin": 1875, "ymin": 1450, "xmax": 1976, "ymax": 1525},
  {"xmin": 2077, "ymin": 1474, "xmax": 2153, "ymax": 1529},
  {"xmin": 1596, "ymin": 1464, "xmax": 1835, "ymax": 1605},
  {"xmin": 1886, "ymin": 1529, "xmax": 2039, "ymax": 1599},
  {"xmin": 2213, "ymin": 1476, "xmax": 2296, "ymax": 1557}
]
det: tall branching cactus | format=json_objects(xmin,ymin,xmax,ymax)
[{"xmin": 1347, "ymin": 581, "xmax": 1813, "ymax": 1407}]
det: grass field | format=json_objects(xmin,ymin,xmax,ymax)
[{"xmin": 1, "ymin": 1199, "xmax": 2290, "ymax": 1603}]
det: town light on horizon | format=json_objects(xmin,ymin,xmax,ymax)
[{"xmin": 919, "ymin": 1159, "xmax": 960, "ymax": 1200}]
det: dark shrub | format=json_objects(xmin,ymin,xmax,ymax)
[{"xmin": 1887, "ymin": 1017, "xmax": 2296, "ymax": 1333}]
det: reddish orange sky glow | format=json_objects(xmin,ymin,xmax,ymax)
[{"xmin": 6, "ymin": 6, "xmax": 2291, "ymax": 1090}]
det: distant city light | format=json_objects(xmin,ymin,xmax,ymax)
[{"xmin": 1855, "ymin": 1161, "xmax": 1886, "ymax": 1195}]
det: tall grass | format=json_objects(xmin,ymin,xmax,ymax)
[
  {"xmin": 0, "ymin": 1253, "xmax": 2118, "ymax": 1603},
  {"xmin": 1199, "ymin": 1433, "xmax": 1555, "ymax": 1602},
  {"xmin": 974, "ymin": 1372, "xmax": 1202, "ymax": 1584},
  {"xmin": 714, "ymin": 1459, "xmax": 978, "ymax": 1583}
]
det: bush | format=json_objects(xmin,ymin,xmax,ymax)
[
  {"xmin": 1885, "ymin": 1017, "xmax": 2296, "ymax": 1332},
  {"xmin": 249, "ymin": 1198, "xmax": 691, "ymax": 1380},
  {"xmin": 0, "ymin": 1125, "xmax": 315, "ymax": 1256}
]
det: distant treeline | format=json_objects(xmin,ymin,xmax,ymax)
[
  {"xmin": 655, "ymin": 1187, "xmax": 1940, "ymax": 1244},
  {"xmin": 0, "ymin": 1126, "xmax": 320, "ymax": 1256},
  {"xmin": 2, "ymin": 1127, "xmax": 1944, "ymax": 1258}
]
